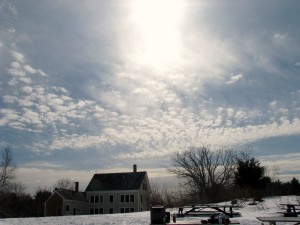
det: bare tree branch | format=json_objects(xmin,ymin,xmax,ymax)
[
  {"xmin": 0, "ymin": 146, "xmax": 16, "ymax": 190},
  {"xmin": 169, "ymin": 146, "xmax": 236, "ymax": 203}
]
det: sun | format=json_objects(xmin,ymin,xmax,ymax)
[{"xmin": 130, "ymin": 0, "xmax": 185, "ymax": 70}]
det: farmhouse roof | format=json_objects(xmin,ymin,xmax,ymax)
[
  {"xmin": 56, "ymin": 189, "xmax": 87, "ymax": 202},
  {"xmin": 85, "ymin": 171, "xmax": 147, "ymax": 191}
]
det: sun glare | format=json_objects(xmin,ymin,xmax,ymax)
[{"xmin": 130, "ymin": 0, "xmax": 184, "ymax": 70}]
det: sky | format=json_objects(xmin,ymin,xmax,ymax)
[{"xmin": 1, "ymin": 0, "xmax": 300, "ymax": 193}]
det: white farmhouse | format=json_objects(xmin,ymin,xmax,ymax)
[{"xmin": 44, "ymin": 165, "xmax": 151, "ymax": 216}]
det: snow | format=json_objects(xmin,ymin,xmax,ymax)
[{"xmin": 0, "ymin": 196, "xmax": 299, "ymax": 225}]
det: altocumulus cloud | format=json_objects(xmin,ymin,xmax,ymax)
[{"xmin": 1, "ymin": 0, "xmax": 300, "ymax": 190}]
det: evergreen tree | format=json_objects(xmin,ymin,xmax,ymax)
[
  {"xmin": 33, "ymin": 188, "xmax": 52, "ymax": 217},
  {"xmin": 234, "ymin": 157, "xmax": 271, "ymax": 192},
  {"xmin": 289, "ymin": 177, "xmax": 300, "ymax": 195}
]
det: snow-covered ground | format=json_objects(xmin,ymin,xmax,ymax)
[{"xmin": 0, "ymin": 196, "xmax": 299, "ymax": 225}]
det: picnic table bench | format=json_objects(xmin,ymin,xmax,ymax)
[{"xmin": 257, "ymin": 216, "xmax": 300, "ymax": 225}]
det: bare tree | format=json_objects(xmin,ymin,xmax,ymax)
[
  {"xmin": 0, "ymin": 146, "xmax": 16, "ymax": 191},
  {"xmin": 53, "ymin": 178, "xmax": 74, "ymax": 191},
  {"xmin": 149, "ymin": 181, "xmax": 186, "ymax": 207},
  {"xmin": 169, "ymin": 146, "xmax": 236, "ymax": 203},
  {"xmin": 9, "ymin": 182, "xmax": 27, "ymax": 197}
]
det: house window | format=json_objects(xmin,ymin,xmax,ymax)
[
  {"xmin": 95, "ymin": 195, "xmax": 99, "ymax": 203},
  {"xmin": 100, "ymin": 195, "xmax": 104, "ymax": 203},
  {"xmin": 140, "ymin": 195, "xmax": 143, "ymax": 202},
  {"xmin": 130, "ymin": 194, "xmax": 134, "ymax": 202},
  {"xmin": 95, "ymin": 208, "xmax": 99, "ymax": 214},
  {"xmin": 121, "ymin": 194, "xmax": 134, "ymax": 203},
  {"xmin": 90, "ymin": 208, "xmax": 94, "ymax": 214},
  {"xmin": 91, "ymin": 195, "xmax": 95, "ymax": 203},
  {"xmin": 109, "ymin": 195, "xmax": 114, "ymax": 203},
  {"xmin": 99, "ymin": 208, "xmax": 103, "ymax": 214},
  {"xmin": 121, "ymin": 208, "xmax": 125, "ymax": 213},
  {"xmin": 65, "ymin": 205, "xmax": 70, "ymax": 212},
  {"xmin": 130, "ymin": 208, "xmax": 134, "ymax": 212},
  {"xmin": 109, "ymin": 208, "xmax": 114, "ymax": 214}
]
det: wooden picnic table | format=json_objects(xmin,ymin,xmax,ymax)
[
  {"xmin": 177, "ymin": 204, "xmax": 241, "ymax": 218},
  {"xmin": 167, "ymin": 221, "xmax": 240, "ymax": 225},
  {"xmin": 279, "ymin": 204, "xmax": 300, "ymax": 217},
  {"xmin": 257, "ymin": 216, "xmax": 300, "ymax": 225}
]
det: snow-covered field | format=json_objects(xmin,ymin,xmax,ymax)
[{"xmin": 0, "ymin": 196, "xmax": 299, "ymax": 225}]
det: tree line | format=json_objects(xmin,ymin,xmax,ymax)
[
  {"xmin": 152, "ymin": 146, "xmax": 300, "ymax": 206},
  {"xmin": 0, "ymin": 146, "xmax": 78, "ymax": 218},
  {"xmin": 0, "ymin": 145, "xmax": 299, "ymax": 217}
]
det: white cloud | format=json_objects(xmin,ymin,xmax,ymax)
[
  {"xmin": 37, "ymin": 69, "xmax": 47, "ymax": 77},
  {"xmin": 24, "ymin": 65, "xmax": 37, "ymax": 74},
  {"xmin": 270, "ymin": 101, "xmax": 277, "ymax": 107},
  {"xmin": 273, "ymin": 33, "xmax": 289, "ymax": 41},
  {"xmin": 17, "ymin": 98, "xmax": 34, "ymax": 107},
  {"xmin": 9, "ymin": 121, "xmax": 25, "ymax": 130},
  {"xmin": 48, "ymin": 97, "xmax": 64, "ymax": 107},
  {"xmin": 22, "ymin": 86, "xmax": 33, "ymax": 94},
  {"xmin": 3, "ymin": 95, "xmax": 16, "ymax": 103},
  {"xmin": 44, "ymin": 111, "xmax": 58, "ymax": 124},
  {"xmin": 43, "ymin": 107, "xmax": 300, "ymax": 161},
  {"xmin": 34, "ymin": 86, "xmax": 45, "ymax": 95},
  {"xmin": 11, "ymin": 62, "xmax": 21, "ymax": 69},
  {"xmin": 21, "ymin": 110, "xmax": 42, "ymax": 125},
  {"xmin": 8, "ymin": 77, "xmax": 18, "ymax": 86},
  {"xmin": 49, "ymin": 134, "xmax": 106, "ymax": 150},
  {"xmin": 259, "ymin": 152, "xmax": 300, "ymax": 181},
  {"xmin": 226, "ymin": 74, "xmax": 243, "ymax": 84},
  {"xmin": 38, "ymin": 105, "xmax": 50, "ymax": 113},
  {"xmin": 7, "ymin": 27, "xmax": 15, "ymax": 33},
  {"xmin": 23, "ymin": 161, "xmax": 64, "ymax": 169},
  {"xmin": 10, "ymin": 51, "xmax": 24, "ymax": 62},
  {"xmin": 7, "ymin": 68, "xmax": 25, "ymax": 76},
  {"xmin": 19, "ymin": 77, "xmax": 32, "ymax": 84},
  {"xmin": 52, "ymin": 86, "xmax": 68, "ymax": 93},
  {"xmin": 0, "ymin": 109, "xmax": 19, "ymax": 126}
]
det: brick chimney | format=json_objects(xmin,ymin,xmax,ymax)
[
  {"xmin": 133, "ymin": 164, "xmax": 137, "ymax": 173},
  {"xmin": 75, "ymin": 182, "xmax": 79, "ymax": 192}
]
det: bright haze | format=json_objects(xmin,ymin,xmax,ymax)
[{"xmin": 1, "ymin": 0, "xmax": 300, "ymax": 192}]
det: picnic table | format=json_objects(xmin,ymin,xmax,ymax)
[
  {"xmin": 177, "ymin": 204, "xmax": 241, "ymax": 218},
  {"xmin": 257, "ymin": 216, "xmax": 300, "ymax": 225},
  {"xmin": 167, "ymin": 220, "xmax": 240, "ymax": 225},
  {"xmin": 279, "ymin": 204, "xmax": 300, "ymax": 217}
]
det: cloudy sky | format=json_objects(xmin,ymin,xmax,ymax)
[{"xmin": 1, "ymin": 0, "xmax": 300, "ymax": 192}]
